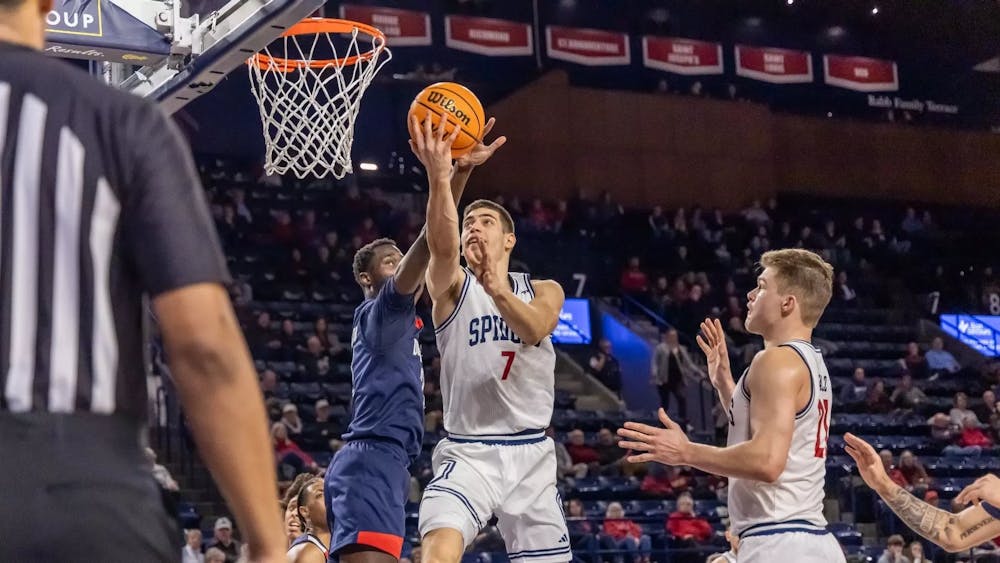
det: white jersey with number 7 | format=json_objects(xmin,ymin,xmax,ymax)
[
  {"xmin": 434, "ymin": 268, "xmax": 555, "ymax": 437},
  {"xmin": 726, "ymin": 339, "xmax": 833, "ymax": 538}
]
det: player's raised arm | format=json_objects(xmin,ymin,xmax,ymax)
[
  {"xmin": 397, "ymin": 118, "xmax": 506, "ymax": 296},
  {"xmin": 845, "ymin": 433, "xmax": 1000, "ymax": 552},
  {"xmin": 617, "ymin": 347, "xmax": 802, "ymax": 483},
  {"xmin": 696, "ymin": 318, "xmax": 736, "ymax": 407},
  {"xmin": 466, "ymin": 238, "xmax": 564, "ymax": 346}
]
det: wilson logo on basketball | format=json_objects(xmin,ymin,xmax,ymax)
[{"xmin": 426, "ymin": 91, "xmax": 472, "ymax": 126}]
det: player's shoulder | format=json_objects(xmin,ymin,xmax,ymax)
[
  {"xmin": 747, "ymin": 346, "xmax": 810, "ymax": 384},
  {"xmin": 528, "ymin": 277, "xmax": 564, "ymax": 299}
]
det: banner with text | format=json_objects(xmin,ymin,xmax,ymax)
[
  {"xmin": 824, "ymin": 55, "xmax": 898, "ymax": 92},
  {"xmin": 735, "ymin": 45, "xmax": 813, "ymax": 84},
  {"xmin": 445, "ymin": 15, "xmax": 532, "ymax": 56},
  {"xmin": 546, "ymin": 25, "xmax": 630, "ymax": 66},
  {"xmin": 44, "ymin": 0, "xmax": 170, "ymax": 64},
  {"xmin": 642, "ymin": 36, "xmax": 723, "ymax": 75},
  {"xmin": 339, "ymin": 4, "xmax": 431, "ymax": 46}
]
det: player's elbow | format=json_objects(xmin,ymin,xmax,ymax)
[{"xmin": 755, "ymin": 456, "xmax": 787, "ymax": 484}]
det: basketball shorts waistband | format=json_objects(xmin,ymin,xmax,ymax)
[
  {"xmin": 445, "ymin": 428, "xmax": 546, "ymax": 445},
  {"xmin": 737, "ymin": 519, "xmax": 830, "ymax": 540}
]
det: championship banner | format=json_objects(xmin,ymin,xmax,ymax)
[
  {"xmin": 545, "ymin": 25, "xmax": 630, "ymax": 66},
  {"xmin": 44, "ymin": 0, "xmax": 170, "ymax": 64},
  {"xmin": 735, "ymin": 45, "xmax": 813, "ymax": 84},
  {"xmin": 824, "ymin": 55, "xmax": 899, "ymax": 92},
  {"xmin": 445, "ymin": 15, "xmax": 532, "ymax": 57},
  {"xmin": 339, "ymin": 4, "xmax": 431, "ymax": 46},
  {"xmin": 642, "ymin": 36, "xmax": 723, "ymax": 75}
]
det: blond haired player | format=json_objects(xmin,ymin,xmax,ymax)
[
  {"xmin": 408, "ymin": 113, "xmax": 571, "ymax": 563},
  {"xmin": 618, "ymin": 249, "xmax": 844, "ymax": 562}
]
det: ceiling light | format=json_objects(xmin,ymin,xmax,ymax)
[
  {"xmin": 359, "ymin": 162, "xmax": 378, "ymax": 171},
  {"xmin": 871, "ymin": 6, "xmax": 879, "ymax": 15}
]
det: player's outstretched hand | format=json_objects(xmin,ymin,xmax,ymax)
[
  {"xmin": 408, "ymin": 112, "xmax": 460, "ymax": 183},
  {"xmin": 844, "ymin": 432, "xmax": 892, "ymax": 492},
  {"xmin": 956, "ymin": 474, "xmax": 1000, "ymax": 507},
  {"xmin": 456, "ymin": 117, "xmax": 507, "ymax": 171},
  {"xmin": 617, "ymin": 408, "xmax": 690, "ymax": 465},
  {"xmin": 696, "ymin": 318, "xmax": 732, "ymax": 388}
]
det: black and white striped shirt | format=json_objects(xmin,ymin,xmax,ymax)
[{"xmin": 0, "ymin": 41, "xmax": 230, "ymax": 419}]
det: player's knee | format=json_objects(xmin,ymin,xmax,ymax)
[{"xmin": 421, "ymin": 528, "xmax": 465, "ymax": 563}]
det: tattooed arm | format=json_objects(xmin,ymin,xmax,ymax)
[{"xmin": 845, "ymin": 433, "xmax": 1000, "ymax": 552}]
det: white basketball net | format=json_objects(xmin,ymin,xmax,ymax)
[{"xmin": 248, "ymin": 21, "xmax": 391, "ymax": 179}]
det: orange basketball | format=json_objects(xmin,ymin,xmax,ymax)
[{"xmin": 408, "ymin": 82, "xmax": 485, "ymax": 158}]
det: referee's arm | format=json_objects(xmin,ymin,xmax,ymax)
[{"xmin": 124, "ymin": 106, "xmax": 285, "ymax": 561}]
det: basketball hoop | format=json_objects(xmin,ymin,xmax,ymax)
[{"xmin": 248, "ymin": 18, "xmax": 391, "ymax": 179}]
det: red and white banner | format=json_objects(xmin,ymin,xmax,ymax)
[
  {"xmin": 824, "ymin": 55, "xmax": 898, "ymax": 92},
  {"xmin": 735, "ymin": 45, "xmax": 813, "ymax": 84},
  {"xmin": 546, "ymin": 26, "xmax": 630, "ymax": 66},
  {"xmin": 339, "ymin": 4, "xmax": 431, "ymax": 46},
  {"xmin": 445, "ymin": 15, "xmax": 532, "ymax": 56},
  {"xmin": 642, "ymin": 36, "xmax": 723, "ymax": 75}
]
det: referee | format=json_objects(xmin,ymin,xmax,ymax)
[{"xmin": 0, "ymin": 1, "xmax": 285, "ymax": 562}]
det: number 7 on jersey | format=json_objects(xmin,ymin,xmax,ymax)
[{"xmin": 500, "ymin": 351, "xmax": 516, "ymax": 380}]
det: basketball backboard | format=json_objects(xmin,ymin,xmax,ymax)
[{"xmin": 45, "ymin": 0, "xmax": 327, "ymax": 113}]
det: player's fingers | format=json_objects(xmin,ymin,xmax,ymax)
[
  {"xmin": 423, "ymin": 112, "xmax": 435, "ymax": 142},
  {"xmin": 617, "ymin": 440, "xmax": 652, "ymax": 452},
  {"xmin": 617, "ymin": 428, "xmax": 652, "ymax": 442},
  {"xmin": 447, "ymin": 120, "xmax": 462, "ymax": 147},
  {"xmin": 626, "ymin": 453, "xmax": 656, "ymax": 464},
  {"xmin": 844, "ymin": 445, "xmax": 860, "ymax": 462},
  {"xmin": 485, "ymin": 135, "xmax": 507, "ymax": 154},
  {"xmin": 658, "ymin": 408, "xmax": 678, "ymax": 429},
  {"xmin": 437, "ymin": 113, "xmax": 450, "ymax": 145},
  {"xmin": 623, "ymin": 421, "xmax": 659, "ymax": 435},
  {"xmin": 696, "ymin": 334, "xmax": 711, "ymax": 354},
  {"xmin": 482, "ymin": 117, "xmax": 496, "ymax": 139},
  {"xmin": 956, "ymin": 483, "xmax": 983, "ymax": 505},
  {"xmin": 410, "ymin": 116, "xmax": 426, "ymax": 152}
]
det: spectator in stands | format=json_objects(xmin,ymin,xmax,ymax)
[
  {"xmin": 640, "ymin": 462, "xmax": 673, "ymax": 496},
  {"xmin": 230, "ymin": 279, "xmax": 252, "ymax": 306},
  {"xmin": 248, "ymin": 312, "xmax": 279, "ymax": 359},
  {"xmin": 204, "ymin": 547, "xmax": 226, "ymax": 563},
  {"xmin": 949, "ymin": 392, "xmax": 980, "ymax": 427},
  {"xmin": 890, "ymin": 373, "xmax": 927, "ymax": 410},
  {"xmin": 667, "ymin": 492, "xmax": 713, "ymax": 563},
  {"xmin": 651, "ymin": 329, "xmax": 702, "ymax": 423},
  {"xmin": 900, "ymin": 342, "xmax": 928, "ymax": 378},
  {"xmin": 668, "ymin": 466, "xmax": 694, "ymax": 494},
  {"xmin": 833, "ymin": 271, "xmax": 857, "ymax": 305},
  {"xmin": 354, "ymin": 217, "xmax": 379, "ymax": 245},
  {"xmin": 272, "ymin": 210, "xmax": 295, "ymax": 245},
  {"xmin": 145, "ymin": 447, "xmax": 179, "ymax": 492},
  {"xmin": 272, "ymin": 422, "xmax": 318, "ymax": 479},
  {"xmin": 650, "ymin": 276, "xmax": 672, "ymax": 315},
  {"xmin": 311, "ymin": 317, "xmax": 332, "ymax": 350},
  {"xmin": 296, "ymin": 210, "xmax": 320, "ymax": 248},
  {"xmin": 550, "ymin": 426, "xmax": 587, "ymax": 480},
  {"xmin": 877, "ymin": 534, "xmax": 910, "ymax": 563},
  {"xmin": 277, "ymin": 319, "xmax": 300, "ymax": 361},
  {"xmin": 303, "ymin": 399, "xmax": 341, "ymax": 452},
  {"xmin": 281, "ymin": 403, "xmax": 304, "ymax": 436},
  {"xmin": 589, "ymin": 339, "xmax": 623, "ymax": 397},
  {"xmin": 928, "ymin": 413, "xmax": 956, "ymax": 443},
  {"xmin": 679, "ymin": 285, "xmax": 711, "ymax": 336},
  {"xmin": 867, "ymin": 379, "xmax": 893, "ymax": 414},
  {"xmin": 182, "ymin": 529, "xmax": 204, "ymax": 563},
  {"xmin": 649, "ymin": 205, "xmax": 671, "ymax": 239},
  {"xmin": 595, "ymin": 428, "xmax": 626, "ymax": 476},
  {"xmin": 620, "ymin": 257, "xmax": 649, "ymax": 297},
  {"xmin": 742, "ymin": 199, "xmax": 769, "ymax": 226},
  {"xmin": 310, "ymin": 245, "xmax": 340, "ymax": 287},
  {"xmin": 905, "ymin": 542, "xmax": 926, "ymax": 563},
  {"xmin": 205, "ymin": 517, "xmax": 241, "ymax": 563},
  {"xmin": 840, "ymin": 367, "xmax": 868, "ymax": 404},
  {"xmin": 567, "ymin": 429, "xmax": 600, "ymax": 466},
  {"xmin": 898, "ymin": 450, "xmax": 930, "ymax": 495},
  {"xmin": 527, "ymin": 198, "xmax": 552, "ymax": 232},
  {"xmin": 282, "ymin": 248, "xmax": 311, "ymax": 286},
  {"xmin": 925, "ymin": 337, "xmax": 961, "ymax": 374},
  {"xmin": 300, "ymin": 336, "xmax": 331, "ymax": 379},
  {"xmin": 600, "ymin": 502, "xmax": 652, "ymax": 563},
  {"xmin": 879, "ymin": 449, "xmax": 907, "ymax": 488},
  {"xmin": 566, "ymin": 498, "xmax": 599, "ymax": 563},
  {"xmin": 948, "ymin": 414, "xmax": 993, "ymax": 456},
  {"xmin": 976, "ymin": 390, "xmax": 998, "ymax": 423},
  {"xmin": 901, "ymin": 208, "xmax": 923, "ymax": 236}
]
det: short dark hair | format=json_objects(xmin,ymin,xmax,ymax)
[
  {"xmin": 352, "ymin": 237, "xmax": 397, "ymax": 283},
  {"xmin": 296, "ymin": 476, "xmax": 322, "ymax": 530},
  {"xmin": 0, "ymin": 0, "xmax": 26, "ymax": 8},
  {"xmin": 463, "ymin": 199, "xmax": 515, "ymax": 234}
]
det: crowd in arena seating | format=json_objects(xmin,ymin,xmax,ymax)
[{"xmin": 160, "ymin": 157, "xmax": 1000, "ymax": 562}]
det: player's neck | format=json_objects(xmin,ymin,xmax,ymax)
[
  {"xmin": 0, "ymin": 16, "xmax": 44, "ymax": 50},
  {"xmin": 761, "ymin": 323, "xmax": 812, "ymax": 349}
]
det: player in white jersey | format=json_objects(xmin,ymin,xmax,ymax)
[
  {"xmin": 617, "ymin": 249, "xmax": 844, "ymax": 562},
  {"xmin": 408, "ymin": 113, "xmax": 570, "ymax": 563}
]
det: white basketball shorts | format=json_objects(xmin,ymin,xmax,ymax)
[
  {"xmin": 738, "ymin": 530, "xmax": 845, "ymax": 562},
  {"xmin": 418, "ymin": 434, "xmax": 571, "ymax": 563}
]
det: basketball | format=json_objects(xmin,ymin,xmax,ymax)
[{"xmin": 408, "ymin": 82, "xmax": 485, "ymax": 158}]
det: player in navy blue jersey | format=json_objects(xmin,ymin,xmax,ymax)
[{"xmin": 324, "ymin": 112, "xmax": 505, "ymax": 563}]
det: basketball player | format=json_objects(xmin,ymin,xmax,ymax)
[
  {"xmin": 0, "ymin": 1, "xmax": 282, "ymax": 560},
  {"xmin": 413, "ymin": 111, "xmax": 571, "ymax": 563},
  {"xmin": 323, "ymin": 112, "xmax": 504, "ymax": 563},
  {"xmin": 845, "ymin": 433, "xmax": 1000, "ymax": 552},
  {"xmin": 617, "ymin": 249, "xmax": 844, "ymax": 562},
  {"xmin": 287, "ymin": 477, "xmax": 330, "ymax": 563}
]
